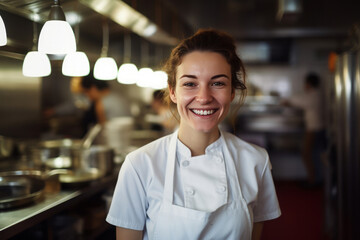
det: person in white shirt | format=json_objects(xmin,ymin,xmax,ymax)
[
  {"xmin": 282, "ymin": 73, "xmax": 326, "ymax": 186},
  {"xmin": 106, "ymin": 29, "xmax": 281, "ymax": 240}
]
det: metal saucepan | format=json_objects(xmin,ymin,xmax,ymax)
[
  {"xmin": 59, "ymin": 145, "xmax": 115, "ymax": 185},
  {"xmin": 23, "ymin": 140, "xmax": 114, "ymax": 184},
  {"xmin": 0, "ymin": 169, "xmax": 68, "ymax": 209}
]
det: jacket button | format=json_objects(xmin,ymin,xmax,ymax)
[
  {"xmin": 182, "ymin": 160, "xmax": 190, "ymax": 167},
  {"xmin": 186, "ymin": 189, "xmax": 195, "ymax": 195},
  {"xmin": 219, "ymin": 186, "xmax": 227, "ymax": 192}
]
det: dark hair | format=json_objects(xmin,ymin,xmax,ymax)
[
  {"xmin": 305, "ymin": 73, "xmax": 320, "ymax": 88},
  {"xmin": 162, "ymin": 29, "xmax": 247, "ymax": 125},
  {"xmin": 153, "ymin": 89, "xmax": 165, "ymax": 101},
  {"xmin": 81, "ymin": 72, "xmax": 109, "ymax": 90}
]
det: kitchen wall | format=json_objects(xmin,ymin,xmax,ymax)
[
  {"xmin": 246, "ymin": 38, "xmax": 338, "ymax": 98},
  {"xmin": 0, "ymin": 55, "xmax": 41, "ymax": 138}
]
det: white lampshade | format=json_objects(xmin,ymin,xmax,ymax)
[
  {"xmin": 22, "ymin": 51, "xmax": 51, "ymax": 77},
  {"xmin": 0, "ymin": 15, "xmax": 7, "ymax": 46},
  {"xmin": 94, "ymin": 57, "xmax": 118, "ymax": 80},
  {"xmin": 62, "ymin": 51, "xmax": 90, "ymax": 76},
  {"xmin": 152, "ymin": 70, "xmax": 168, "ymax": 89},
  {"xmin": 136, "ymin": 68, "xmax": 154, "ymax": 88},
  {"xmin": 38, "ymin": 20, "xmax": 76, "ymax": 54},
  {"xmin": 117, "ymin": 63, "xmax": 138, "ymax": 84}
]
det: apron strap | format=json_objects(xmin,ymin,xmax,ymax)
[{"xmin": 163, "ymin": 130, "xmax": 178, "ymax": 203}]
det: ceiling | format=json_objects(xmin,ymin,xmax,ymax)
[
  {"xmin": 162, "ymin": 0, "xmax": 360, "ymax": 41},
  {"xmin": 0, "ymin": 0, "xmax": 359, "ymax": 48}
]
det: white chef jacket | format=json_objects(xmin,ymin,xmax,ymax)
[{"xmin": 106, "ymin": 131, "xmax": 281, "ymax": 239}]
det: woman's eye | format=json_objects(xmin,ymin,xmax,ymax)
[
  {"xmin": 212, "ymin": 82, "xmax": 225, "ymax": 87},
  {"xmin": 183, "ymin": 82, "xmax": 196, "ymax": 87}
]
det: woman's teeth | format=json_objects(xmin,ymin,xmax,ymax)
[{"xmin": 192, "ymin": 109, "xmax": 215, "ymax": 116}]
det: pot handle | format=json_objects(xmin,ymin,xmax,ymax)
[{"xmin": 44, "ymin": 169, "xmax": 73, "ymax": 178}]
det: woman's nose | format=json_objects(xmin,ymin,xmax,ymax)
[{"xmin": 196, "ymin": 86, "xmax": 213, "ymax": 104}]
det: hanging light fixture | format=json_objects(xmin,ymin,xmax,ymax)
[
  {"xmin": 38, "ymin": 0, "xmax": 76, "ymax": 54},
  {"xmin": 62, "ymin": 25, "xmax": 90, "ymax": 76},
  {"xmin": 136, "ymin": 67, "xmax": 154, "ymax": 88},
  {"xmin": 23, "ymin": 22, "xmax": 51, "ymax": 77},
  {"xmin": 136, "ymin": 40, "xmax": 154, "ymax": 88},
  {"xmin": 152, "ymin": 70, "xmax": 168, "ymax": 89},
  {"xmin": 94, "ymin": 21, "xmax": 118, "ymax": 80},
  {"xmin": 0, "ymin": 14, "xmax": 7, "ymax": 46},
  {"xmin": 117, "ymin": 32, "xmax": 138, "ymax": 84}
]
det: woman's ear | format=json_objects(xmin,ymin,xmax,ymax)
[
  {"xmin": 169, "ymin": 87, "xmax": 177, "ymax": 104},
  {"xmin": 231, "ymin": 89, "xmax": 235, "ymax": 101}
]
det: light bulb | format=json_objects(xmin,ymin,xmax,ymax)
[
  {"xmin": 94, "ymin": 57, "xmax": 118, "ymax": 80},
  {"xmin": 38, "ymin": 20, "xmax": 76, "ymax": 54},
  {"xmin": 22, "ymin": 51, "xmax": 51, "ymax": 77},
  {"xmin": 0, "ymin": 15, "xmax": 7, "ymax": 46},
  {"xmin": 117, "ymin": 63, "xmax": 138, "ymax": 84},
  {"xmin": 152, "ymin": 70, "xmax": 168, "ymax": 89},
  {"xmin": 136, "ymin": 68, "xmax": 154, "ymax": 88},
  {"xmin": 62, "ymin": 51, "xmax": 90, "ymax": 76}
]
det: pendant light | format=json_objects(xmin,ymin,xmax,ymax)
[
  {"xmin": 150, "ymin": 46, "xmax": 167, "ymax": 89},
  {"xmin": 136, "ymin": 41, "xmax": 154, "ymax": 88},
  {"xmin": 94, "ymin": 21, "xmax": 117, "ymax": 80},
  {"xmin": 38, "ymin": 0, "xmax": 76, "ymax": 54},
  {"xmin": 23, "ymin": 22, "xmax": 51, "ymax": 77},
  {"xmin": 117, "ymin": 32, "xmax": 138, "ymax": 84},
  {"xmin": 62, "ymin": 25, "xmax": 90, "ymax": 76},
  {"xmin": 136, "ymin": 67, "xmax": 154, "ymax": 88},
  {"xmin": 0, "ymin": 14, "xmax": 7, "ymax": 46},
  {"xmin": 152, "ymin": 70, "xmax": 168, "ymax": 89}
]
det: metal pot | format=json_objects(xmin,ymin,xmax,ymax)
[
  {"xmin": 0, "ymin": 169, "xmax": 68, "ymax": 209},
  {"xmin": 23, "ymin": 139, "xmax": 83, "ymax": 168},
  {"xmin": 23, "ymin": 140, "xmax": 115, "ymax": 184},
  {"xmin": 58, "ymin": 145, "xmax": 115, "ymax": 184}
]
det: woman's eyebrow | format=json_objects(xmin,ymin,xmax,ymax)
[
  {"xmin": 211, "ymin": 74, "xmax": 230, "ymax": 80},
  {"xmin": 179, "ymin": 74, "xmax": 197, "ymax": 79}
]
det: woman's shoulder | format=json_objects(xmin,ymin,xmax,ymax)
[
  {"xmin": 223, "ymin": 132, "xmax": 267, "ymax": 155},
  {"xmin": 223, "ymin": 132, "xmax": 269, "ymax": 167},
  {"xmin": 126, "ymin": 133, "xmax": 172, "ymax": 166}
]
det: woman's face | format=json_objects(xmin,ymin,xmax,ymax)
[{"xmin": 170, "ymin": 51, "xmax": 234, "ymax": 135}]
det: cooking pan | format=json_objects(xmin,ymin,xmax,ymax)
[
  {"xmin": 59, "ymin": 145, "xmax": 115, "ymax": 185},
  {"xmin": 24, "ymin": 141, "xmax": 114, "ymax": 184},
  {"xmin": 0, "ymin": 169, "xmax": 68, "ymax": 209}
]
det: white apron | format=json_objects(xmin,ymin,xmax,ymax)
[{"xmin": 151, "ymin": 132, "xmax": 253, "ymax": 240}]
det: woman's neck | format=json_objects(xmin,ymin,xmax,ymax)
[{"xmin": 178, "ymin": 127, "xmax": 220, "ymax": 157}]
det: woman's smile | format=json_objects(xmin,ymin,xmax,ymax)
[{"xmin": 191, "ymin": 108, "xmax": 217, "ymax": 116}]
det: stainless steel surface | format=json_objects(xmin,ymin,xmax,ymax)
[
  {"xmin": 327, "ymin": 51, "xmax": 360, "ymax": 239},
  {"xmin": 0, "ymin": 169, "xmax": 67, "ymax": 209},
  {"xmin": 0, "ymin": 171, "xmax": 118, "ymax": 239},
  {"xmin": 0, "ymin": 55, "xmax": 41, "ymax": 139}
]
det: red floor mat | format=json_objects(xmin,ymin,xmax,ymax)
[{"xmin": 261, "ymin": 181, "xmax": 327, "ymax": 240}]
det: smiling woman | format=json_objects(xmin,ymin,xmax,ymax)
[{"xmin": 106, "ymin": 29, "xmax": 281, "ymax": 240}]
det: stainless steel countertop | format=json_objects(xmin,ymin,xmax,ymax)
[{"xmin": 0, "ymin": 170, "xmax": 118, "ymax": 239}]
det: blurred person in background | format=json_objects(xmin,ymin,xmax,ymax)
[
  {"xmin": 147, "ymin": 89, "xmax": 178, "ymax": 134},
  {"xmin": 282, "ymin": 72, "xmax": 326, "ymax": 187},
  {"xmin": 80, "ymin": 74, "xmax": 132, "ymax": 138}
]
